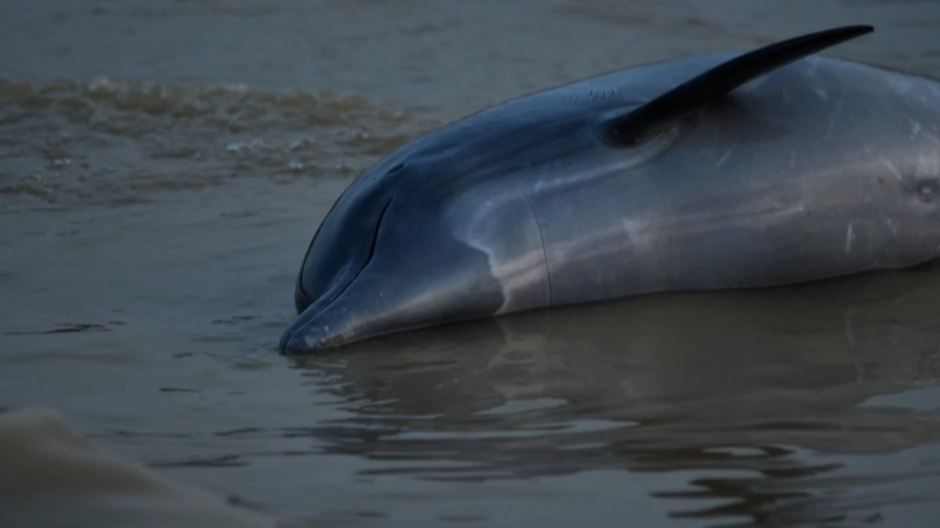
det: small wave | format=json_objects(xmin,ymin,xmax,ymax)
[{"xmin": 0, "ymin": 78, "xmax": 439, "ymax": 209}]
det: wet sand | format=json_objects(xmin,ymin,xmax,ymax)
[{"xmin": 3, "ymin": 1, "xmax": 940, "ymax": 526}]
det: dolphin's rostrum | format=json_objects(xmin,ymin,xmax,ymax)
[{"xmin": 280, "ymin": 26, "xmax": 940, "ymax": 353}]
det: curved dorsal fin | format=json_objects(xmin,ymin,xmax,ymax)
[{"xmin": 604, "ymin": 25, "xmax": 874, "ymax": 147}]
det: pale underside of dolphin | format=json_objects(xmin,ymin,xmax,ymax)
[{"xmin": 279, "ymin": 26, "xmax": 940, "ymax": 354}]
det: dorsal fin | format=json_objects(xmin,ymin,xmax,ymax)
[{"xmin": 604, "ymin": 25, "xmax": 874, "ymax": 147}]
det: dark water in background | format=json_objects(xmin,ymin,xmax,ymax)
[{"xmin": 3, "ymin": 1, "xmax": 940, "ymax": 526}]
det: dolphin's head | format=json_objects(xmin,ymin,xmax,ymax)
[
  {"xmin": 289, "ymin": 163, "xmax": 400, "ymax": 321},
  {"xmin": 279, "ymin": 107, "xmax": 591, "ymax": 354},
  {"xmin": 278, "ymin": 155, "xmax": 548, "ymax": 354}
]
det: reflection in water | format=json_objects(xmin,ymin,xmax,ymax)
[{"xmin": 293, "ymin": 266, "xmax": 940, "ymax": 526}]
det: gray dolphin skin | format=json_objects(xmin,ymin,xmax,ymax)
[{"xmin": 280, "ymin": 26, "xmax": 940, "ymax": 353}]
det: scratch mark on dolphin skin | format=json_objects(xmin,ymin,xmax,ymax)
[
  {"xmin": 827, "ymin": 93, "xmax": 845, "ymax": 139},
  {"xmin": 715, "ymin": 144, "xmax": 737, "ymax": 168},
  {"xmin": 844, "ymin": 307, "xmax": 856, "ymax": 350},
  {"xmin": 845, "ymin": 222, "xmax": 854, "ymax": 254},
  {"xmin": 739, "ymin": 77, "xmax": 767, "ymax": 92},
  {"xmin": 668, "ymin": 233, "xmax": 676, "ymax": 284},
  {"xmin": 806, "ymin": 57, "xmax": 820, "ymax": 77},
  {"xmin": 620, "ymin": 217, "xmax": 650, "ymax": 253},
  {"xmin": 916, "ymin": 151, "xmax": 940, "ymax": 177},
  {"xmin": 886, "ymin": 218, "xmax": 899, "ymax": 235},
  {"xmin": 880, "ymin": 158, "xmax": 903, "ymax": 180},
  {"xmin": 890, "ymin": 76, "xmax": 914, "ymax": 95}
]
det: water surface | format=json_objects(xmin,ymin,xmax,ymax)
[{"xmin": 3, "ymin": 1, "xmax": 940, "ymax": 526}]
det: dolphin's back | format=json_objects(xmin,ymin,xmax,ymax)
[
  {"xmin": 520, "ymin": 57, "xmax": 940, "ymax": 306},
  {"xmin": 281, "ymin": 27, "xmax": 940, "ymax": 353}
]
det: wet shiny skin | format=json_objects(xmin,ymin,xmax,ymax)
[{"xmin": 282, "ymin": 55, "xmax": 940, "ymax": 353}]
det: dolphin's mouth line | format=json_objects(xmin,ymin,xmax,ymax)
[
  {"xmin": 282, "ymin": 197, "xmax": 395, "ymax": 350},
  {"xmin": 295, "ymin": 191, "xmax": 352, "ymax": 311},
  {"xmin": 335, "ymin": 197, "xmax": 395, "ymax": 308}
]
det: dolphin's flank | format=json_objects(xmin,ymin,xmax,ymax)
[{"xmin": 281, "ymin": 26, "xmax": 940, "ymax": 353}]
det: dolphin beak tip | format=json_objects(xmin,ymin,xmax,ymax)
[
  {"xmin": 278, "ymin": 323, "xmax": 313, "ymax": 355},
  {"xmin": 279, "ymin": 323, "xmax": 341, "ymax": 354},
  {"xmin": 279, "ymin": 332, "xmax": 311, "ymax": 355},
  {"xmin": 278, "ymin": 295, "xmax": 367, "ymax": 354}
]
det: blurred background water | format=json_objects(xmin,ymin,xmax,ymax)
[{"xmin": 2, "ymin": 1, "xmax": 940, "ymax": 526}]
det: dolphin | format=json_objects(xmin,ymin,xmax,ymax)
[{"xmin": 280, "ymin": 26, "xmax": 940, "ymax": 354}]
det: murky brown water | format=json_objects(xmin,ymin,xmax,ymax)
[{"xmin": 3, "ymin": 1, "xmax": 940, "ymax": 526}]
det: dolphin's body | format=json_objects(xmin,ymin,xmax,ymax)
[{"xmin": 280, "ymin": 27, "xmax": 940, "ymax": 353}]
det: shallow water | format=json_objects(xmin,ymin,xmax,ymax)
[{"xmin": 3, "ymin": 1, "xmax": 940, "ymax": 526}]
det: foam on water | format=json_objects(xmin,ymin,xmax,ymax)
[{"xmin": 0, "ymin": 78, "xmax": 436, "ymax": 209}]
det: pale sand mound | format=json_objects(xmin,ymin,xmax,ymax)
[{"xmin": 0, "ymin": 407, "xmax": 301, "ymax": 528}]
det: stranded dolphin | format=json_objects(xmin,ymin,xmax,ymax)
[{"xmin": 280, "ymin": 26, "xmax": 940, "ymax": 354}]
